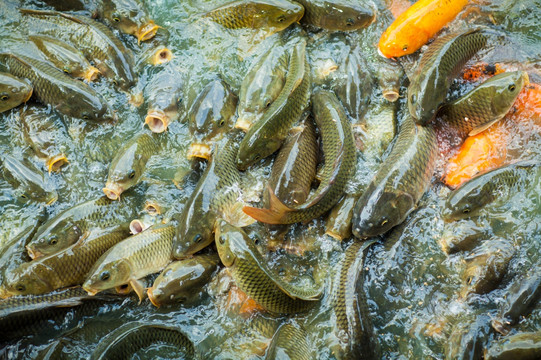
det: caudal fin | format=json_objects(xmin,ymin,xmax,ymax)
[{"xmin": 242, "ymin": 186, "xmax": 292, "ymax": 225}]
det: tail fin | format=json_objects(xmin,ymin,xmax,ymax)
[{"xmin": 242, "ymin": 186, "xmax": 292, "ymax": 224}]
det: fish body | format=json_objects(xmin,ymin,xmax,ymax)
[
  {"xmin": 1, "ymin": 154, "xmax": 57, "ymax": 205},
  {"xmin": 215, "ymin": 219, "xmax": 321, "ymax": 314},
  {"xmin": 237, "ymin": 39, "xmax": 311, "ymax": 170},
  {"xmin": 332, "ymin": 240, "xmax": 380, "ymax": 359},
  {"xmin": 28, "ymin": 34, "xmax": 100, "ymax": 82},
  {"xmin": 325, "ymin": 195, "xmax": 358, "ymax": 241},
  {"xmin": 378, "ymin": 0, "xmax": 469, "ymax": 58},
  {"xmin": 445, "ymin": 314, "xmax": 492, "ymax": 360},
  {"xmin": 442, "ymin": 161, "xmax": 541, "ymax": 221},
  {"xmin": 98, "ymin": 0, "xmax": 159, "ymax": 42},
  {"xmin": 2, "ymin": 227, "xmax": 130, "ymax": 297},
  {"xmin": 485, "ymin": 330, "xmax": 541, "ymax": 360},
  {"xmin": 144, "ymin": 67, "xmax": 183, "ymax": 133},
  {"xmin": 352, "ymin": 114, "xmax": 437, "ymax": 238},
  {"xmin": 0, "ymin": 72, "xmax": 32, "ymax": 113},
  {"xmin": 439, "ymin": 219, "xmax": 489, "ymax": 254},
  {"xmin": 408, "ymin": 28, "xmax": 488, "ymax": 125},
  {"xmin": 0, "ymin": 53, "xmax": 112, "ymax": 122},
  {"xmin": 148, "ymin": 254, "xmax": 220, "ymax": 307},
  {"xmin": 442, "ymin": 71, "xmax": 528, "ymax": 136},
  {"xmin": 103, "ymin": 132, "xmax": 160, "ymax": 200},
  {"xmin": 264, "ymin": 322, "xmax": 312, "ymax": 360},
  {"xmin": 21, "ymin": 9, "xmax": 137, "ymax": 90},
  {"xmin": 296, "ymin": 0, "xmax": 374, "ymax": 31},
  {"xmin": 244, "ymin": 89, "xmax": 355, "ymax": 224},
  {"xmin": 83, "ymin": 224, "xmax": 175, "ymax": 299}
]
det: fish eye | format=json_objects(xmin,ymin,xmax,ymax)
[
  {"xmin": 508, "ymin": 84, "xmax": 516, "ymax": 91},
  {"xmin": 254, "ymin": 155, "xmax": 261, "ymax": 161},
  {"xmin": 63, "ymin": 68, "xmax": 70, "ymax": 74},
  {"xmin": 20, "ymin": 194, "xmax": 28, "ymax": 199},
  {"xmin": 403, "ymin": 44, "xmax": 409, "ymax": 52},
  {"xmin": 49, "ymin": 237, "xmax": 58, "ymax": 245},
  {"xmin": 112, "ymin": 79, "xmax": 119, "ymax": 86},
  {"xmin": 218, "ymin": 236, "xmax": 225, "ymax": 245},
  {"xmin": 276, "ymin": 15, "xmax": 286, "ymax": 23},
  {"xmin": 0, "ymin": 94, "xmax": 9, "ymax": 101},
  {"xmin": 112, "ymin": 14, "xmax": 121, "ymax": 22},
  {"xmin": 380, "ymin": 219, "xmax": 389, "ymax": 226},
  {"xmin": 265, "ymin": 101, "xmax": 271, "ymax": 108},
  {"xmin": 462, "ymin": 208, "xmax": 470, "ymax": 214},
  {"xmin": 100, "ymin": 271, "xmax": 110, "ymax": 281},
  {"xmin": 16, "ymin": 284, "xmax": 25, "ymax": 292},
  {"xmin": 346, "ymin": 18, "xmax": 354, "ymax": 26},
  {"xmin": 81, "ymin": 113, "xmax": 90, "ymax": 120},
  {"xmin": 219, "ymin": 119, "xmax": 226, "ymax": 127},
  {"xmin": 193, "ymin": 234, "xmax": 202, "ymax": 243},
  {"xmin": 466, "ymin": 276, "xmax": 473, "ymax": 285},
  {"xmin": 128, "ymin": 170, "xmax": 136, "ymax": 179}
]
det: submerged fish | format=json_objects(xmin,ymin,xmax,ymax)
[
  {"xmin": 408, "ymin": 28, "xmax": 488, "ymax": 125},
  {"xmin": 485, "ymin": 330, "xmax": 541, "ymax": 360},
  {"xmin": 98, "ymin": 0, "xmax": 160, "ymax": 42},
  {"xmin": 445, "ymin": 314, "xmax": 492, "ymax": 360},
  {"xmin": 265, "ymin": 321, "xmax": 312, "ymax": 360},
  {"xmin": 438, "ymin": 219, "xmax": 490, "ymax": 255},
  {"xmin": 103, "ymin": 132, "xmax": 160, "ymax": 200},
  {"xmin": 28, "ymin": 34, "xmax": 100, "ymax": 82},
  {"xmin": 244, "ymin": 89, "xmax": 355, "ymax": 224},
  {"xmin": 0, "ymin": 72, "xmax": 32, "ymax": 113},
  {"xmin": 144, "ymin": 66, "xmax": 183, "ymax": 133},
  {"xmin": 0, "ymin": 53, "xmax": 113, "ymax": 122},
  {"xmin": 441, "ymin": 71, "xmax": 528, "ymax": 136},
  {"xmin": 296, "ymin": 0, "xmax": 374, "ymax": 31},
  {"xmin": 215, "ymin": 219, "xmax": 322, "ymax": 314}
]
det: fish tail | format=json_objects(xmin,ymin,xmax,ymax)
[{"xmin": 242, "ymin": 186, "xmax": 292, "ymax": 224}]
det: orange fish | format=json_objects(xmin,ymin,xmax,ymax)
[{"xmin": 378, "ymin": 0, "xmax": 469, "ymax": 58}]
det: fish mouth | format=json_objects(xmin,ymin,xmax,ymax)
[
  {"xmin": 137, "ymin": 21, "xmax": 160, "ymax": 43},
  {"xmin": 82, "ymin": 66, "xmax": 100, "ymax": 82},
  {"xmin": 46, "ymin": 154, "xmax": 69, "ymax": 174},
  {"xmin": 103, "ymin": 184, "xmax": 123, "ymax": 200},
  {"xmin": 23, "ymin": 88, "xmax": 33, "ymax": 103},
  {"xmin": 129, "ymin": 219, "xmax": 148, "ymax": 234},
  {"xmin": 324, "ymin": 229, "xmax": 345, "ymax": 241},
  {"xmin": 187, "ymin": 143, "xmax": 211, "ymax": 161},
  {"xmin": 382, "ymin": 89, "xmax": 400, "ymax": 102},
  {"xmin": 26, "ymin": 245, "xmax": 43, "ymax": 260},
  {"xmin": 144, "ymin": 201, "xmax": 161, "ymax": 215},
  {"xmin": 147, "ymin": 288, "xmax": 161, "ymax": 308},
  {"xmin": 235, "ymin": 114, "xmax": 256, "ymax": 132},
  {"xmin": 151, "ymin": 47, "xmax": 173, "ymax": 65},
  {"xmin": 115, "ymin": 284, "xmax": 132, "ymax": 295},
  {"xmin": 145, "ymin": 109, "xmax": 169, "ymax": 133},
  {"xmin": 83, "ymin": 284, "xmax": 99, "ymax": 296}
]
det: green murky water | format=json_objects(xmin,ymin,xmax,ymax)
[{"xmin": 0, "ymin": 0, "xmax": 540, "ymax": 359}]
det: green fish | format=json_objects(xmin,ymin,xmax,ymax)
[
  {"xmin": 144, "ymin": 66, "xmax": 183, "ymax": 133},
  {"xmin": 438, "ymin": 219, "xmax": 490, "ymax": 255},
  {"xmin": 485, "ymin": 330, "xmax": 541, "ymax": 360},
  {"xmin": 0, "ymin": 53, "xmax": 113, "ymax": 122},
  {"xmin": 295, "ymin": 0, "xmax": 374, "ymax": 31},
  {"xmin": 147, "ymin": 253, "xmax": 220, "ymax": 307},
  {"xmin": 352, "ymin": 114, "xmax": 437, "ymax": 238},
  {"xmin": 408, "ymin": 28, "xmax": 488, "ymax": 126},
  {"xmin": 244, "ymin": 89, "xmax": 355, "ymax": 224},
  {"xmin": 103, "ymin": 132, "xmax": 160, "ymax": 200},
  {"xmin": 215, "ymin": 219, "xmax": 322, "ymax": 314},
  {"xmin": 325, "ymin": 195, "xmax": 358, "ymax": 241},
  {"xmin": 374, "ymin": 56, "xmax": 403, "ymax": 102},
  {"xmin": 0, "ymin": 72, "xmax": 32, "ymax": 113},
  {"xmin": 264, "ymin": 322, "xmax": 312, "ymax": 360},
  {"xmin": 445, "ymin": 314, "xmax": 492, "ymax": 360},
  {"xmin": 441, "ymin": 71, "xmax": 528, "ymax": 136},
  {"xmin": 28, "ymin": 34, "xmax": 100, "ymax": 82},
  {"xmin": 442, "ymin": 160, "xmax": 541, "ymax": 221},
  {"xmin": 98, "ymin": 0, "xmax": 160, "ymax": 42},
  {"xmin": 237, "ymin": 39, "xmax": 311, "ymax": 170}
]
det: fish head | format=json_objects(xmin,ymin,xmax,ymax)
[
  {"xmin": 104, "ymin": 141, "xmax": 146, "ymax": 199},
  {"xmin": 352, "ymin": 190, "xmax": 414, "ymax": 238},
  {"xmin": 443, "ymin": 184, "xmax": 491, "ymax": 221},
  {"xmin": 236, "ymin": 137, "xmax": 281, "ymax": 171},
  {"xmin": 0, "ymin": 74, "xmax": 33, "ymax": 112},
  {"xmin": 215, "ymin": 219, "xmax": 241, "ymax": 267},
  {"xmin": 408, "ymin": 81, "xmax": 438, "ymax": 126},
  {"xmin": 378, "ymin": 22, "xmax": 428, "ymax": 59},
  {"xmin": 84, "ymin": 258, "xmax": 131, "ymax": 295},
  {"xmin": 319, "ymin": 2, "xmax": 375, "ymax": 31},
  {"xmin": 173, "ymin": 211, "xmax": 215, "ymax": 259},
  {"xmin": 148, "ymin": 265, "xmax": 191, "ymax": 306},
  {"xmin": 27, "ymin": 220, "xmax": 83, "ymax": 259},
  {"xmin": 4, "ymin": 263, "xmax": 52, "ymax": 296},
  {"xmin": 487, "ymin": 71, "xmax": 528, "ymax": 118},
  {"xmin": 256, "ymin": 1, "xmax": 304, "ymax": 33},
  {"xmin": 102, "ymin": 0, "xmax": 156, "ymax": 40},
  {"xmin": 459, "ymin": 259, "xmax": 486, "ymax": 299}
]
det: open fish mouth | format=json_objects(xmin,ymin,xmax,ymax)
[
  {"xmin": 187, "ymin": 143, "xmax": 211, "ymax": 161},
  {"xmin": 103, "ymin": 184, "xmax": 123, "ymax": 200},
  {"xmin": 145, "ymin": 109, "xmax": 169, "ymax": 133},
  {"xmin": 82, "ymin": 66, "xmax": 101, "ymax": 82},
  {"xmin": 22, "ymin": 87, "xmax": 33, "ymax": 103},
  {"xmin": 47, "ymin": 154, "xmax": 69, "ymax": 174},
  {"xmin": 151, "ymin": 47, "xmax": 173, "ymax": 65},
  {"xmin": 147, "ymin": 288, "xmax": 161, "ymax": 308},
  {"xmin": 144, "ymin": 201, "xmax": 162, "ymax": 215},
  {"xmin": 129, "ymin": 219, "xmax": 149, "ymax": 234},
  {"xmin": 137, "ymin": 21, "xmax": 160, "ymax": 43}
]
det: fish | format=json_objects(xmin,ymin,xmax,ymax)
[
  {"xmin": 325, "ymin": 195, "xmax": 358, "ymax": 241},
  {"xmin": 352, "ymin": 114, "xmax": 437, "ymax": 238},
  {"xmin": 445, "ymin": 314, "xmax": 492, "ymax": 360},
  {"xmin": 378, "ymin": 0, "xmax": 469, "ymax": 58},
  {"xmin": 83, "ymin": 224, "xmax": 175, "ymax": 301},
  {"xmin": 1, "ymin": 226, "xmax": 130, "ymax": 297},
  {"xmin": 215, "ymin": 219, "xmax": 322, "ymax": 314},
  {"xmin": 374, "ymin": 56, "xmax": 404, "ymax": 102},
  {"xmin": 28, "ymin": 34, "xmax": 100, "ymax": 82},
  {"xmin": 485, "ymin": 330, "xmax": 541, "ymax": 360},
  {"xmin": 0, "ymin": 72, "xmax": 33, "ymax": 113},
  {"xmin": 442, "ymin": 161, "xmax": 541, "ymax": 222},
  {"xmin": 90, "ymin": 322, "xmax": 198, "ymax": 360},
  {"xmin": 408, "ymin": 28, "xmax": 488, "ymax": 126},
  {"xmin": 19, "ymin": 106, "xmax": 69, "ymax": 173},
  {"xmin": 173, "ymin": 133, "xmax": 255, "ymax": 259},
  {"xmin": 438, "ymin": 219, "xmax": 490, "ymax": 255},
  {"xmin": 138, "ymin": 29, "xmax": 173, "ymax": 66},
  {"xmin": 295, "ymin": 0, "xmax": 375, "ymax": 31},
  {"xmin": 188, "ymin": 78, "xmax": 238, "ymax": 160},
  {"xmin": 21, "ymin": 9, "xmax": 137, "ymax": 90},
  {"xmin": 460, "ymin": 238, "xmax": 515, "ymax": 298},
  {"xmin": 264, "ymin": 321, "xmax": 312, "ymax": 360},
  {"xmin": 144, "ymin": 66, "xmax": 183, "ymax": 133},
  {"xmin": 244, "ymin": 89, "xmax": 355, "ymax": 224},
  {"xmin": 26, "ymin": 196, "xmax": 139, "ymax": 259},
  {"xmin": 97, "ymin": 0, "xmax": 160, "ymax": 42},
  {"xmin": 0, "ymin": 53, "xmax": 113, "ymax": 122},
  {"xmin": 331, "ymin": 240, "xmax": 380, "ymax": 359},
  {"xmin": 441, "ymin": 71, "xmax": 529, "ymax": 136},
  {"xmin": 142, "ymin": 180, "xmax": 181, "ymax": 217},
  {"xmin": 237, "ymin": 39, "xmax": 311, "ymax": 170},
  {"xmin": 1, "ymin": 154, "xmax": 57, "ymax": 205},
  {"xmin": 103, "ymin": 132, "xmax": 160, "ymax": 200},
  {"xmin": 202, "ymin": 0, "xmax": 304, "ymax": 33},
  {"xmin": 236, "ymin": 43, "xmax": 288, "ymax": 131},
  {"xmin": 147, "ymin": 253, "xmax": 220, "ymax": 307}
]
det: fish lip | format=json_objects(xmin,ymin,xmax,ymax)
[
  {"xmin": 147, "ymin": 288, "xmax": 161, "ymax": 308},
  {"xmin": 25, "ymin": 245, "xmax": 42, "ymax": 260},
  {"xmin": 129, "ymin": 219, "xmax": 148, "ymax": 234},
  {"xmin": 46, "ymin": 192, "xmax": 58, "ymax": 206},
  {"xmin": 82, "ymin": 284, "xmax": 99, "ymax": 296},
  {"xmin": 145, "ymin": 109, "xmax": 169, "ymax": 133},
  {"xmin": 382, "ymin": 89, "xmax": 400, "ymax": 102},
  {"xmin": 23, "ymin": 88, "xmax": 33, "ymax": 103},
  {"xmin": 144, "ymin": 201, "xmax": 161, "ymax": 216},
  {"xmin": 82, "ymin": 66, "xmax": 101, "ymax": 82},
  {"xmin": 187, "ymin": 143, "xmax": 211, "ymax": 161},
  {"xmin": 46, "ymin": 154, "xmax": 69, "ymax": 173},
  {"xmin": 234, "ymin": 115, "xmax": 254, "ymax": 132},
  {"xmin": 522, "ymin": 71, "xmax": 530, "ymax": 86},
  {"xmin": 151, "ymin": 47, "xmax": 173, "ymax": 65},
  {"xmin": 137, "ymin": 21, "xmax": 160, "ymax": 43},
  {"xmin": 103, "ymin": 184, "xmax": 123, "ymax": 200}
]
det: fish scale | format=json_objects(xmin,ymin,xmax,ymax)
[
  {"xmin": 204, "ymin": 2, "xmax": 255, "ymax": 29},
  {"xmin": 294, "ymin": 0, "xmax": 374, "ymax": 31},
  {"xmin": 265, "ymin": 322, "xmax": 311, "ymax": 360}
]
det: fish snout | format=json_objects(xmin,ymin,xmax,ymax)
[
  {"xmin": 147, "ymin": 288, "xmax": 162, "ymax": 307},
  {"xmin": 103, "ymin": 183, "xmax": 123, "ymax": 200},
  {"xmin": 129, "ymin": 219, "xmax": 149, "ymax": 234},
  {"xmin": 46, "ymin": 154, "xmax": 69, "ymax": 173},
  {"xmin": 145, "ymin": 109, "xmax": 169, "ymax": 133},
  {"xmin": 137, "ymin": 20, "xmax": 160, "ymax": 43},
  {"xmin": 144, "ymin": 201, "xmax": 162, "ymax": 215},
  {"xmin": 151, "ymin": 47, "xmax": 173, "ymax": 65},
  {"xmin": 25, "ymin": 245, "xmax": 43, "ymax": 260},
  {"xmin": 187, "ymin": 143, "xmax": 211, "ymax": 161}
]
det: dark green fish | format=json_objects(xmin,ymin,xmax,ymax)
[
  {"xmin": 352, "ymin": 114, "xmax": 437, "ymax": 238},
  {"xmin": 103, "ymin": 132, "xmax": 160, "ymax": 200},
  {"xmin": 438, "ymin": 219, "xmax": 490, "ymax": 254},
  {"xmin": 265, "ymin": 322, "xmax": 312, "ymax": 360},
  {"xmin": 441, "ymin": 71, "xmax": 528, "ymax": 136},
  {"xmin": 1, "ymin": 154, "xmax": 57, "ymax": 205},
  {"xmin": 325, "ymin": 195, "xmax": 358, "ymax": 241},
  {"xmin": 295, "ymin": 0, "xmax": 374, "ymax": 31},
  {"xmin": 485, "ymin": 330, "xmax": 541, "ymax": 360},
  {"xmin": 215, "ymin": 219, "xmax": 322, "ymax": 314},
  {"xmin": 0, "ymin": 53, "xmax": 113, "ymax": 122},
  {"xmin": 0, "ymin": 72, "xmax": 32, "ymax": 113},
  {"xmin": 332, "ymin": 240, "xmax": 380, "ymax": 360},
  {"xmin": 144, "ymin": 66, "xmax": 183, "ymax": 133},
  {"xmin": 442, "ymin": 161, "xmax": 541, "ymax": 222},
  {"xmin": 28, "ymin": 35, "xmax": 100, "ymax": 82},
  {"xmin": 90, "ymin": 322, "xmax": 198, "ymax": 360},
  {"xmin": 374, "ymin": 56, "xmax": 403, "ymax": 102},
  {"xmin": 237, "ymin": 39, "xmax": 311, "ymax": 170},
  {"xmin": 148, "ymin": 253, "xmax": 220, "ymax": 307},
  {"xmin": 98, "ymin": 0, "xmax": 160, "ymax": 42},
  {"xmin": 188, "ymin": 78, "xmax": 237, "ymax": 160},
  {"xmin": 21, "ymin": 9, "xmax": 137, "ymax": 90},
  {"xmin": 445, "ymin": 314, "xmax": 492, "ymax": 360},
  {"xmin": 244, "ymin": 89, "xmax": 355, "ymax": 224},
  {"xmin": 408, "ymin": 28, "xmax": 488, "ymax": 125}
]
